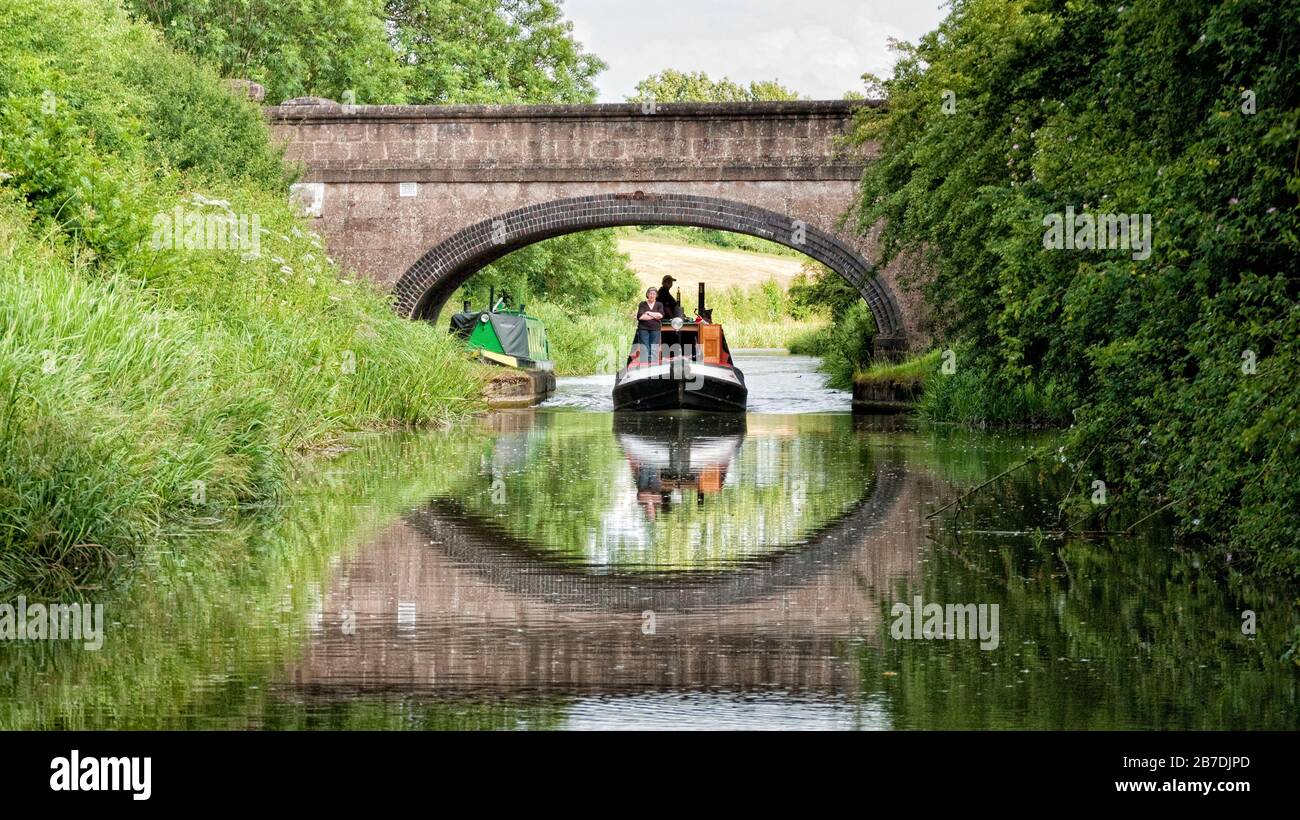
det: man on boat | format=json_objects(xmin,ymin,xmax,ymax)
[
  {"xmin": 633, "ymin": 286, "xmax": 665, "ymax": 364},
  {"xmin": 658, "ymin": 275, "xmax": 683, "ymax": 320}
]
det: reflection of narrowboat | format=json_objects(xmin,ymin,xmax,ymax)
[
  {"xmin": 615, "ymin": 412, "xmax": 746, "ymax": 503},
  {"xmin": 613, "ymin": 284, "xmax": 747, "ymax": 412},
  {"xmin": 448, "ymin": 289, "xmax": 554, "ymax": 371}
]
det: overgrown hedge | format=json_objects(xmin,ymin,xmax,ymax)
[{"xmin": 855, "ymin": 0, "xmax": 1299, "ymax": 583}]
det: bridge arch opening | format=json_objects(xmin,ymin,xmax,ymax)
[{"xmin": 392, "ymin": 193, "xmax": 907, "ymax": 350}]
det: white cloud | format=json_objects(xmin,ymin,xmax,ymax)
[{"xmin": 562, "ymin": 0, "xmax": 948, "ymax": 101}]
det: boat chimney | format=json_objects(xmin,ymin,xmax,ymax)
[
  {"xmin": 463, "ymin": 300, "xmax": 471, "ymax": 313},
  {"xmin": 697, "ymin": 282, "xmax": 711, "ymax": 322},
  {"xmin": 488, "ymin": 286, "xmax": 495, "ymax": 312}
]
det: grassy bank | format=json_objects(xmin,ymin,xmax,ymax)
[
  {"xmin": 855, "ymin": 352, "xmax": 941, "ymax": 386},
  {"xmin": 846, "ymin": 348, "xmax": 1076, "ymax": 427},
  {"xmin": 913, "ymin": 350, "xmax": 1069, "ymax": 428},
  {"xmin": 0, "ymin": 0, "xmax": 482, "ymax": 595}
]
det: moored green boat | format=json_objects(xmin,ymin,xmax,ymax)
[{"xmin": 449, "ymin": 292, "xmax": 554, "ymax": 371}]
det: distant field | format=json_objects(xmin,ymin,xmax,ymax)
[{"xmin": 618, "ymin": 237, "xmax": 809, "ymax": 293}]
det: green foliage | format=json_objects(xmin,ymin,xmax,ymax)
[
  {"xmin": 787, "ymin": 262, "xmax": 877, "ymax": 387},
  {"xmin": 707, "ymin": 280, "xmax": 782, "ymax": 323},
  {"xmin": 627, "ymin": 69, "xmax": 801, "ymax": 103},
  {"xmin": 916, "ymin": 345, "xmax": 1066, "ymax": 427},
  {"xmin": 455, "ymin": 229, "xmax": 638, "ymax": 312},
  {"xmin": 0, "ymin": 0, "xmax": 482, "ymax": 593},
  {"xmin": 855, "ymin": 0, "xmax": 1300, "ymax": 583},
  {"xmin": 788, "ymin": 261, "xmax": 861, "ymax": 319},
  {"xmin": 123, "ymin": 0, "xmax": 605, "ymax": 105},
  {"xmin": 388, "ymin": 0, "xmax": 605, "ymax": 104},
  {"xmin": 123, "ymin": 0, "xmax": 407, "ymax": 103},
  {"xmin": 788, "ymin": 301, "xmax": 876, "ymax": 389},
  {"xmin": 707, "ymin": 280, "xmax": 830, "ymax": 349}
]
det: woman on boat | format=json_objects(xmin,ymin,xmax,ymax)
[{"xmin": 633, "ymin": 287, "xmax": 664, "ymax": 363}]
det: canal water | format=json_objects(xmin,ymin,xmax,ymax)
[
  {"xmin": 1, "ymin": 353, "xmax": 1295, "ymax": 729},
  {"xmin": 542, "ymin": 349, "xmax": 852, "ymax": 413}
]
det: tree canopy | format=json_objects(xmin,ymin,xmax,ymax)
[
  {"xmin": 123, "ymin": 0, "xmax": 407, "ymax": 103},
  {"xmin": 627, "ymin": 69, "xmax": 801, "ymax": 103},
  {"xmin": 388, "ymin": 0, "xmax": 604, "ymax": 104},
  {"xmin": 123, "ymin": 0, "xmax": 605, "ymax": 105}
]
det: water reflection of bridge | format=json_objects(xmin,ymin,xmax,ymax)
[{"xmin": 286, "ymin": 417, "xmax": 940, "ymax": 700}]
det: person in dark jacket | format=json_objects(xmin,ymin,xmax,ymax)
[{"xmin": 658, "ymin": 275, "xmax": 683, "ymax": 320}]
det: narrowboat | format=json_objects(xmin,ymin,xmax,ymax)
[
  {"xmin": 612, "ymin": 283, "xmax": 747, "ymax": 412},
  {"xmin": 448, "ymin": 289, "xmax": 554, "ymax": 371}
]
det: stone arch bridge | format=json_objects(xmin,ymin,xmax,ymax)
[{"xmin": 267, "ymin": 100, "xmax": 923, "ymax": 354}]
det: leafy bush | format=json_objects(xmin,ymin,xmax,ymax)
[
  {"xmin": 788, "ymin": 301, "xmax": 876, "ymax": 388},
  {"xmin": 453, "ymin": 229, "xmax": 639, "ymax": 313},
  {"xmin": 854, "ymin": 0, "xmax": 1299, "ymax": 582},
  {"xmin": 915, "ymin": 346, "xmax": 1067, "ymax": 428},
  {"xmin": 786, "ymin": 262, "xmax": 877, "ymax": 386}
]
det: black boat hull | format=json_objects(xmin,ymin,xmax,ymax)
[{"xmin": 613, "ymin": 360, "xmax": 747, "ymax": 412}]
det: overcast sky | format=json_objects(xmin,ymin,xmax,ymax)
[{"xmin": 563, "ymin": 0, "xmax": 949, "ymax": 102}]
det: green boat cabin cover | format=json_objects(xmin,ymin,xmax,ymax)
[{"xmin": 450, "ymin": 305, "xmax": 553, "ymax": 370}]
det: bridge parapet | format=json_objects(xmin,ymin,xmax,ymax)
[{"xmin": 267, "ymin": 100, "xmax": 879, "ymax": 184}]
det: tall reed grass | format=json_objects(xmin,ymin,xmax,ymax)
[
  {"xmin": 916, "ymin": 355, "xmax": 1069, "ymax": 428},
  {"xmin": 0, "ymin": 0, "xmax": 483, "ymax": 594}
]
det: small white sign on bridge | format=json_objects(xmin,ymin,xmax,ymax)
[{"xmin": 289, "ymin": 182, "xmax": 324, "ymax": 218}]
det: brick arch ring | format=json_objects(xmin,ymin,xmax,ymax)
[{"xmin": 392, "ymin": 192, "xmax": 906, "ymax": 342}]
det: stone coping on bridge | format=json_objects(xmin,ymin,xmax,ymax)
[
  {"xmin": 265, "ymin": 99, "xmax": 882, "ymax": 123},
  {"xmin": 292, "ymin": 162, "xmax": 869, "ymax": 184},
  {"xmin": 267, "ymin": 99, "xmax": 878, "ymax": 183}
]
